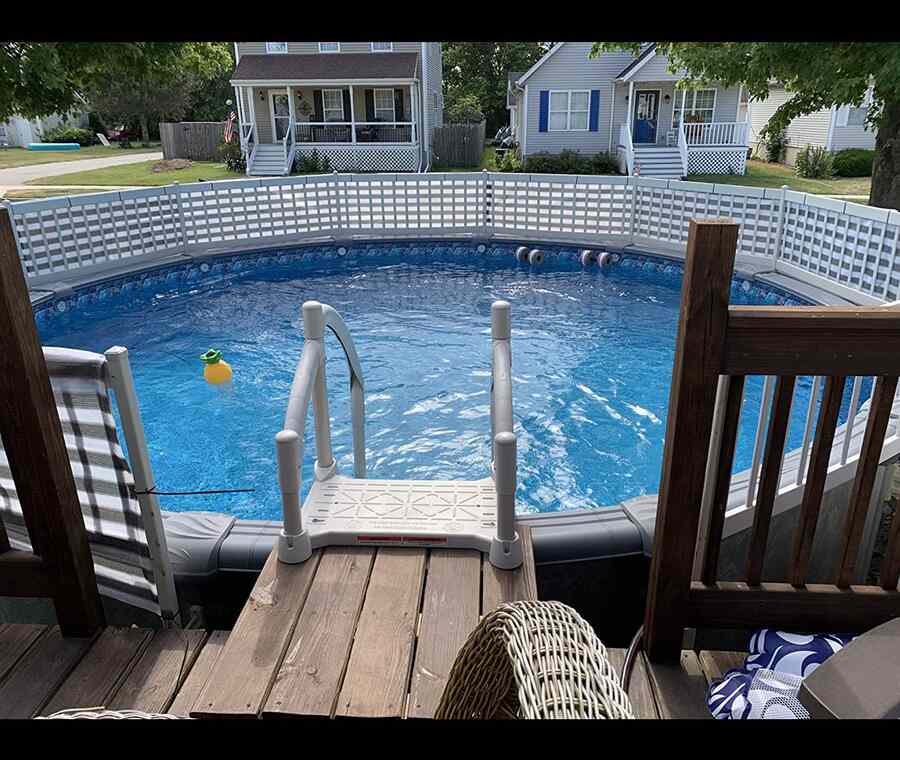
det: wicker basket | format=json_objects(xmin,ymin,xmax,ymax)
[{"xmin": 436, "ymin": 600, "xmax": 634, "ymax": 719}]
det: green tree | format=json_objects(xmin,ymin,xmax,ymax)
[
  {"xmin": 592, "ymin": 42, "xmax": 900, "ymax": 209},
  {"xmin": 443, "ymin": 42, "xmax": 549, "ymax": 133}
]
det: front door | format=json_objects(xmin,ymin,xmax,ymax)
[
  {"xmin": 632, "ymin": 90, "xmax": 659, "ymax": 144},
  {"xmin": 270, "ymin": 92, "xmax": 291, "ymax": 142}
]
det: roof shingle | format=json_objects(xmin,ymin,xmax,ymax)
[{"xmin": 232, "ymin": 52, "xmax": 419, "ymax": 82}]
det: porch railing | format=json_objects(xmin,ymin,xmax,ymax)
[
  {"xmin": 294, "ymin": 122, "xmax": 416, "ymax": 145},
  {"xmin": 282, "ymin": 122, "xmax": 295, "ymax": 174},
  {"xmin": 677, "ymin": 122, "xmax": 689, "ymax": 177},
  {"xmin": 241, "ymin": 123, "xmax": 257, "ymax": 166},
  {"xmin": 619, "ymin": 124, "xmax": 635, "ymax": 176},
  {"xmin": 683, "ymin": 121, "xmax": 748, "ymax": 147}
]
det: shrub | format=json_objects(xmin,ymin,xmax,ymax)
[
  {"xmin": 43, "ymin": 126, "xmax": 97, "ymax": 146},
  {"xmin": 518, "ymin": 150, "xmax": 619, "ymax": 176},
  {"xmin": 118, "ymin": 140, "xmax": 133, "ymax": 149},
  {"xmin": 795, "ymin": 145, "xmax": 834, "ymax": 179},
  {"xmin": 832, "ymin": 148, "xmax": 875, "ymax": 177},
  {"xmin": 764, "ymin": 129, "xmax": 787, "ymax": 163},
  {"xmin": 219, "ymin": 140, "xmax": 246, "ymax": 173},
  {"xmin": 496, "ymin": 148, "xmax": 523, "ymax": 172},
  {"xmin": 294, "ymin": 149, "xmax": 331, "ymax": 174},
  {"xmin": 445, "ymin": 94, "xmax": 484, "ymax": 125}
]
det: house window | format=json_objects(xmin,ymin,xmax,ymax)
[
  {"xmin": 322, "ymin": 89, "xmax": 345, "ymax": 122},
  {"xmin": 548, "ymin": 90, "xmax": 589, "ymax": 131},
  {"xmin": 265, "ymin": 42, "xmax": 288, "ymax": 54},
  {"xmin": 847, "ymin": 106, "xmax": 868, "ymax": 126},
  {"xmin": 374, "ymin": 88, "xmax": 395, "ymax": 122},
  {"xmin": 319, "ymin": 42, "xmax": 340, "ymax": 53},
  {"xmin": 673, "ymin": 89, "xmax": 716, "ymax": 128},
  {"xmin": 371, "ymin": 42, "xmax": 393, "ymax": 53}
]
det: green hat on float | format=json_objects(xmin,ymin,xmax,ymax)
[{"xmin": 201, "ymin": 349, "xmax": 223, "ymax": 365}]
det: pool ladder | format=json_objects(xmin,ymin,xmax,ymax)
[{"xmin": 275, "ymin": 300, "xmax": 523, "ymax": 569}]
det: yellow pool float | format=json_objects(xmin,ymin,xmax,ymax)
[{"xmin": 201, "ymin": 349, "xmax": 233, "ymax": 384}]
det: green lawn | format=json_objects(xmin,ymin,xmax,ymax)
[
  {"xmin": 693, "ymin": 159, "xmax": 871, "ymax": 197},
  {"xmin": 1, "ymin": 188, "xmax": 111, "ymax": 201},
  {"xmin": 441, "ymin": 144, "xmax": 497, "ymax": 172},
  {"xmin": 27, "ymin": 159, "xmax": 238, "ymax": 187},
  {"xmin": 0, "ymin": 144, "xmax": 160, "ymax": 170}
]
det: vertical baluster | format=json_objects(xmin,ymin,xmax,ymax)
[
  {"xmin": 789, "ymin": 376, "xmax": 846, "ymax": 586},
  {"xmin": 841, "ymin": 375, "xmax": 864, "ymax": 464},
  {"xmin": 746, "ymin": 375, "xmax": 775, "ymax": 506},
  {"xmin": 796, "ymin": 376, "xmax": 822, "ymax": 486}
]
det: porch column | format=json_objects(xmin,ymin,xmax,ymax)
[
  {"xmin": 627, "ymin": 80, "xmax": 634, "ymax": 135},
  {"xmin": 349, "ymin": 85, "xmax": 357, "ymax": 143},
  {"xmin": 248, "ymin": 86, "xmax": 258, "ymax": 141},
  {"xmin": 409, "ymin": 84, "xmax": 415, "ymax": 144}
]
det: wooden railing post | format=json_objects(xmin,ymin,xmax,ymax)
[
  {"xmin": 0, "ymin": 208, "xmax": 104, "ymax": 636},
  {"xmin": 644, "ymin": 218, "xmax": 739, "ymax": 663}
]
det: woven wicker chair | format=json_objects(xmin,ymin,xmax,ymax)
[
  {"xmin": 39, "ymin": 708, "xmax": 184, "ymax": 719},
  {"xmin": 436, "ymin": 600, "xmax": 634, "ymax": 719}
]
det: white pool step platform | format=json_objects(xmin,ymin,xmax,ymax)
[{"xmin": 301, "ymin": 475, "xmax": 502, "ymax": 552}]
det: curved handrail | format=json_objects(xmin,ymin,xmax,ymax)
[
  {"xmin": 490, "ymin": 301, "xmax": 516, "ymax": 546},
  {"xmin": 277, "ymin": 300, "xmax": 366, "ymax": 562}
]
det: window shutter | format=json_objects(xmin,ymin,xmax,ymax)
[
  {"xmin": 365, "ymin": 90, "xmax": 375, "ymax": 121},
  {"xmin": 539, "ymin": 90, "xmax": 549, "ymax": 132},
  {"xmin": 589, "ymin": 90, "xmax": 600, "ymax": 132},
  {"xmin": 342, "ymin": 89, "xmax": 351, "ymax": 121},
  {"xmin": 394, "ymin": 89, "xmax": 405, "ymax": 121},
  {"xmin": 313, "ymin": 90, "xmax": 324, "ymax": 122}
]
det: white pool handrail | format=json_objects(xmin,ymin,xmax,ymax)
[
  {"xmin": 277, "ymin": 301, "xmax": 366, "ymax": 562},
  {"xmin": 490, "ymin": 301, "xmax": 519, "ymax": 558}
]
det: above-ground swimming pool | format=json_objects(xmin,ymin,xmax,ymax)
[{"xmin": 35, "ymin": 240, "xmax": 864, "ymax": 521}]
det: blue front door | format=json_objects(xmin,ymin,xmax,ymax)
[{"xmin": 633, "ymin": 91, "xmax": 659, "ymax": 144}]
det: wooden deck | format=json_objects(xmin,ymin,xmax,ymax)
[{"xmin": 0, "ymin": 526, "xmax": 740, "ymax": 720}]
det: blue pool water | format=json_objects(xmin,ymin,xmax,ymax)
[{"xmin": 35, "ymin": 242, "xmax": 856, "ymax": 520}]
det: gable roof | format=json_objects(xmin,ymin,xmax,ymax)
[
  {"xmin": 616, "ymin": 44, "xmax": 657, "ymax": 80},
  {"xmin": 514, "ymin": 42, "xmax": 566, "ymax": 87},
  {"xmin": 231, "ymin": 52, "xmax": 419, "ymax": 83}
]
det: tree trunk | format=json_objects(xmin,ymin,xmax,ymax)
[
  {"xmin": 870, "ymin": 98, "xmax": 900, "ymax": 210},
  {"xmin": 139, "ymin": 115, "xmax": 150, "ymax": 146}
]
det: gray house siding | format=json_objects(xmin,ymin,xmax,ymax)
[
  {"xmin": 522, "ymin": 43, "xmax": 635, "ymax": 156},
  {"xmin": 748, "ymin": 87, "xmax": 831, "ymax": 157},
  {"xmin": 830, "ymin": 122, "xmax": 876, "ymax": 151}
]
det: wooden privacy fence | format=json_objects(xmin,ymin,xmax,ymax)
[
  {"xmin": 644, "ymin": 218, "xmax": 900, "ymax": 663},
  {"xmin": 432, "ymin": 121, "xmax": 486, "ymax": 168},
  {"xmin": 160, "ymin": 122, "xmax": 226, "ymax": 161}
]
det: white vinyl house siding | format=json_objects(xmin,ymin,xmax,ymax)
[
  {"xmin": 424, "ymin": 42, "xmax": 443, "ymax": 129},
  {"xmin": 748, "ymin": 88, "xmax": 831, "ymax": 148},
  {"xmin": 523, "ymin": 42, "xmax": 634, "ymax": 156},
  {"xmin": 237, "ymin": 42, "xmax": 421, "ymax": 56},
  {"xmin": 830, "ymin": 113, "xmax": 876, "ymax": 152}
]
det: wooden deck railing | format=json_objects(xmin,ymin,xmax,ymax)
[
  {"xmin": 0, "ymin": 208, "xmax": 104, "ymax": 636},
  {"xmin": 644, "ymin": 218, "xmax": 900, "ymax": 662}
]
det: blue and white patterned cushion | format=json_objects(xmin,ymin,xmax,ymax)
[{"xmin": 707, "ymin": 629, "xmax": 855, "ymax": 719}]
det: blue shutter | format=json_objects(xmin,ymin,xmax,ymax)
[
  {"xmin": 539, "ymin": 90, "xmax": 549, "ymax": 132},
  {"xmin": 589, "ymin": 90, "xmax": 600, "ymax": 132}
]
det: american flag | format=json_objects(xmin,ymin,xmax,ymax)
[{"xmin": 224, "ymin": 112, "xmax": 237, "ymax": 143}]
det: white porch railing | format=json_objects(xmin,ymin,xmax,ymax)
[
  {"xmin": 619, "ymin": 124, "xmax": 635, "ymax": 176},
  {"xmin": 240, "ymin": 123, "xmax": 257, "ymax": 166},
  {"xmin": 294, "ymin": 121, "xmax": 416, "ymax": 145},
  {"xmin": 683, "ymin": 121, "xmax": 748, "ymax": 146},
  {"xmin": 282, "ymin": 123, "xmax": 296, "ymax": 174}
]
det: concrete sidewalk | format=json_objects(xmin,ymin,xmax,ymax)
[{"xmin": 0, "ymin": 151, "xmax": 162, "ymax": 185}]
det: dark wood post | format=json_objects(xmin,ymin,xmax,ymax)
[
  {"xmin": 0, "ymin": 207, "xmax": 104, "ymax": 636},
  {"xmin": 644, "ymin": 218, "xmax": 739, "ymax": 663}
]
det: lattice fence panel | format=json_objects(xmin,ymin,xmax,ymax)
[
  {"xmin": 294, "ymin": 145, "xmax": 418, "ymax": 173},
  {"xmin": 687, "ymin": 148, "xmax": 747, "ymax": 176}
]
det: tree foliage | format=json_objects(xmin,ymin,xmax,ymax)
[
  {"xmin": 443, "ymin": 42, "xmax": 549, "ymax": 132},
  {"xmin": 592, "ymin": 42, "xmax": 900, "ymax": 208}
]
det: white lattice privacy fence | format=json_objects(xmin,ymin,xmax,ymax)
[
  {"xmin": 6, "ymin": 173, "xmax": 899, "ymax": 304},
  {"xmin": 294, "ymin": 145, "xmax": 418, "ymax": 173}
]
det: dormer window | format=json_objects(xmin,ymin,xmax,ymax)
[
  {"xmin": 266, "ymin": 42, "xmax": 288, "ymax": 54},
  {"xmin": 371, "ymin": 42, "xmax": 393, "ymax": 52},
  {"xmin": 319, "ymin": 42, "xmax": 340, "ymax": 53}
]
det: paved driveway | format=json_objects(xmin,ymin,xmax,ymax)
[{"xmin": 0, "ymin": 151, "xmax": 162, "ymax": 185}]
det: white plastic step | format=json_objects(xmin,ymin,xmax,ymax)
[{"xmin": 302, "ymin": 475, "xmax": 500, "ymax": 552}]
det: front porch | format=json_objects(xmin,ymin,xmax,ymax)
[{"xmin": 616, "ymin": 78, "xmax": 749, "ymax": 178}]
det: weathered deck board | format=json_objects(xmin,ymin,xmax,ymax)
[
  {"xmin": 0, "ymin": 623, "xmax": 45, "ymax": 682},
  {"xmin": 191, "ymin": 549, "xmax": 322, "ymax": 718},
  {"xmin": 108, "ymin": 629, "xmax": 207, "ymax": 713},
  {"xmin": 698, "ymin": 649, "xmax": 746, "ymax": 683},
  {"xmin": 41, "ymin": 626, "xmax": 151, "ymax": 715},
  {"xmin": 606, "ymin": 647, "xmax": 660, "ymax": 719},
  {"xmin": 408, "ymin": 549, "xmax": 481, "ymax": 719},
  {"xmin": 263, "ymin": 547, "xmax": 375, "ymax": 719},
  {"xmin": 643, "ymin": 650, "xmax": 712, "ymax": 719},
  {"xmin": 481, "ymin": 526, "xmax": 536, "ymax": 614},
  {"xmin": 335, "ymin": 548, "xmax": 427, "ymax": 718},
  {"xmin": 0, "ymin": 626, "xmax": 96, "ymax": 718},
  {"xmin": 167, "ymin": 630, "xmax": 229, "ymax": 718}
]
